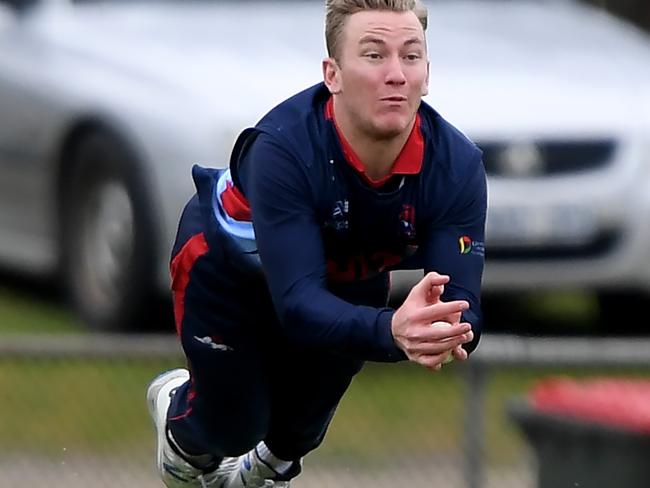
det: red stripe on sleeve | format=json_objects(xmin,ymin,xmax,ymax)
[
  {"xmin": 170, "ymin": 233, "xmax": 209, "ymax": 335},
  {"xmin": 221, "ymin": 181, "xmax": 252, "ymax": 221}
]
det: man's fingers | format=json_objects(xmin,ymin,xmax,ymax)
[
  {"xmin": 465, "ymin": 329, "xmax": 474, "ymax": 344},
  {"xmin": 452, "ymin": 344, "xmax": 469, "ymax": 361},
  {"xmin": 414, "ymin": 343, "xmax": 471, "ymax": 371},
  {"xmin": 405, "ymin": 330, "xmax": 471, "ymax": 354},
  {"xmin": 415, "ymin": 353, "xmax": 451, "ymax": 372},
  {"xmin": 412, "ymin": 300, "xmax": 469, "ymax": 324},
  {"xmin": 400, "ymin": 324, "xmax": 472, "ymax": 356},
  {"xmin": 422, "ymin": 271, "xmax": 450, "ymax": 286},
  {"xmin": 410, "ymin": 272, "xmax": 449, "ymax": 300},
  {"xmin": 443, "ymin": 310, "xmax": 462, "ymax": 326},
  {"xmin": 407, "ymin": 340, "xmax": 463, "ymax": 357},
  {"xmin": 426, "ymin": 283, "xmax": 445, "ymax": 304},
  {"xmin": 415, "ymin": 322, "xmax": 472, "ymax": 342}
]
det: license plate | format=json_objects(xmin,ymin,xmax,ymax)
[{"xmin": 486, "ymin": 205, "xmax": 598, "ymax": 247}]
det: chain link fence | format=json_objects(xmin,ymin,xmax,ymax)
[{"xmin": 1, "ymin": 334, "xmax": 649, "ymax": 488}]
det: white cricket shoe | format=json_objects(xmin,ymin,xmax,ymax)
[
  {"xmin": 224, "ymin": 448, "xmax": 300, "ymax": 488},
  {"xmin": 147, "ymin": 368, "xmax": 236, "ymax": 488}
]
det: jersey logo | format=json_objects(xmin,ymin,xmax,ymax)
[
  {"xmin": 327, "ymin": 199, "xmax": 349, "ymax": 231},
  {"xmin": 399, "ymin": 204, "xmax": 416, "ymax": 240},
  {"xmin": 459, "ymin": 235, "xmax": 485, "ymax": 256},
  {"xmin": 193, "ymin": 335, "xmax": 233, "ymax": 352}
]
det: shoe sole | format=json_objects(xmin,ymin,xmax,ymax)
[{"xmin": 146, "ymin": 368, "xmax": 190, "ymax": 471}]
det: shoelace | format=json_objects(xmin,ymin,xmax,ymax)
[
  {"xmin": 239, "ymin": 454, "xmax": 272, "ymax": 488},
  {"xmin": 255, "ymin": 473, "xmax": 290, "ymax": 487},
  {"xmin": 197, "ymin": 473, "xmax": 209, "ymax": 488},
  {"xmin": 194, "ymin": 456, "xmax": 240, "ymax": 488}
]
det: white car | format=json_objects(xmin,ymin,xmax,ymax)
[
  {"xmin": 0, "ymin": 0, "xmax": 649, "ymax": 330},
  {"xmin": 424, "ymin": 1, "xmax": 650, "ymax": 325},
  {"xmin": 0, "ymin": 0, "xmax": 324, "ymax": 329}
]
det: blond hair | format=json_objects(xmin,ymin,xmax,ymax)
[{"xmin": 325, "ymin": 0, "xmax": 428, "ymax": 60}]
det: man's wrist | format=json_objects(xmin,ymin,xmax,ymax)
[{"xmin": 378, "ymin": 309, "xmax": 407, "ymax": 362}]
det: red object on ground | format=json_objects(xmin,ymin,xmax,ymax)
[{"xmin": 530, "ymin": 378, "xmax": 650, "ymax": 434}]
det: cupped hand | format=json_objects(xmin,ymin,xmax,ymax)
[{"xmin": 391, "ymin": 272, "xmax": 474, "ymax": 371}]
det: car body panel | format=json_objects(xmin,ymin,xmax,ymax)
[{"xmin": 1, "ymin": 0, "xmax": 649, "ymax": 326}]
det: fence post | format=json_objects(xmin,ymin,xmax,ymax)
[{"xmin": 463, "ymin": 360, "xmax": 488, "ymax": 488}]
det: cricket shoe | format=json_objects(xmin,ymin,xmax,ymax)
[
  {"xmin": 224, "ymin": 448, "xmax": 301, "ymax": 488},
  {"xmin": 147, "ymin": 368, "xmax": 237, "ymax": 487}
]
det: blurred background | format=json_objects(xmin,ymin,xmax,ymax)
[{"xmin": 1, "ymin": 0, "xmax": 650, "ymax": 487}]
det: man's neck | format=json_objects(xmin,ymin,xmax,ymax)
[{"xmin": 333, "ymin": 107, "xmax": 414, "ymax": 181}]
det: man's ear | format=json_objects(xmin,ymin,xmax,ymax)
[
  {"xmin": 322, "ymin": 57, "xmax": 342, "ymax": 94},
  {"xmin": 421, "ymin": 60, "xmax": 430, "ymax": 96}
]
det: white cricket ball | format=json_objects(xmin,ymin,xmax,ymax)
[{"xmin": 431, "ymin": 321, "xmax": 454, "ymax": 364}]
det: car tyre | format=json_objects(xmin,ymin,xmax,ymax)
[
  {"xmin": 480, "ymin": 292, "xmax": 522, "ymax": 333},
  {"xmin": 61, "ymin": 129, "xmax": 158, "ymax": 331},
  {"xmin": 596, "ymin": 291, "xmax": 648, "ymax": 335}
]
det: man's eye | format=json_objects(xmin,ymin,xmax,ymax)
[
  {"xmin": 364, "ymin": 53, "xmax": 382, "ymax": 60},
  {"xmin": 405, "ymin": 54, "xmax": 421, "ymax": 61}
]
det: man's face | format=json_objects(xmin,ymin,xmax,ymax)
[{"xmin": 324, "ymin": 10, "xmax": 429, "ymax": 140}]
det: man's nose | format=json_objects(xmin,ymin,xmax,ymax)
[{"xmin": 385, "ymin": 55, "xmax": 407, "ymax": 85}]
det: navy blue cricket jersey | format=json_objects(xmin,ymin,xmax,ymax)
[{"xmin": 171, "ymin": 83, "xmax": 487, "ymax": 363}]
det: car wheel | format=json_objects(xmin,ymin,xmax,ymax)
[
  {"xmin": 480, "ymin": 292, "xmax": 522, "ymax": 333},
  {"xmin": 596, "ymin": 291, "xmax": 649, "ymax": 335},
  {"xmin": 61, "ymin": 130, "xmax": 158, "ymax": 331}
]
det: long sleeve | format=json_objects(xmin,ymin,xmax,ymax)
[
  {"xmin": 420, "ymin": 157, "xmax": 488, "ymax": 353},
  {"xmin": 242, "ymin": 133, "xmax": 405, "ymax": 362}
]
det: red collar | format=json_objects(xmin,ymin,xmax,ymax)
[{"xmin": 325, "ymin": 97, "xmax": 424, "ymax": 188}]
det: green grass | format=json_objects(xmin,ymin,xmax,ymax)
[
  {"xmin": 0, "ymin": 285, "xmax": 83, "ymax": 334},
  {"xmin": 0, "ymin": 284, "xmax": 648, "ymax": 468},
  {"xmin": 1, "ymin": 354, "xmax": 649, "ymax": 468},
  {"xmin": 0, "ymin": 358, "xmax": 463, "ymax": 458},
  {"xmin": 0, "ymin": 359, "xmax": 181, "ymax": 454},
  {"xmin": 321, "ymin": 362, "xmax": 466, "ymax": 463}
]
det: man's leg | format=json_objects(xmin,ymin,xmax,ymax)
[
  {"xmin": 148, "ymin": 368, "xmax": 244, "ymax": 487},
  {"xmin": 169, "ymin": 321, "xmax": 271, "ymax": 459},
  {"xmin": 263, "ymin": 276, "xmax": 387, "ymax": 461},
  {"xmin": 224, "ymin": 276, "xmax": 388, "ymax": 486},
  {"xmin": 266, "ymin": 348, "xmax": 364, "ymax": 460},
  {"xmin": 223, "ymin": 346, "xmax": 364, "ymax": 487},
  {"xmin": 148, "ymin": 315, "xmax": 271, "ymax": 487}
]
